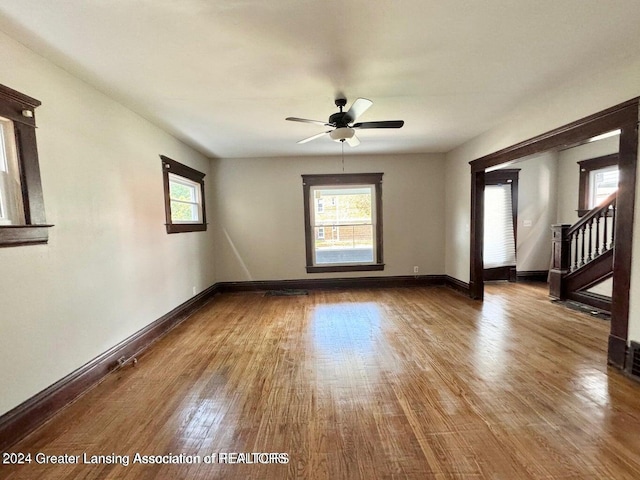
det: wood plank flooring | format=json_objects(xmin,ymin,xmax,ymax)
[{"xmin": 2, "ymin": 283, "xmax": 640, "ymax": 479}]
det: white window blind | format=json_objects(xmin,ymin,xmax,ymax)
[{"xmin": 484, "ymin": 184, "xmax": 516, "ymax": 269}]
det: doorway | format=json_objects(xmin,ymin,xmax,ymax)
[{"xmin": 469, "ymin": 98, "xmax": 639, "ymax": 368}]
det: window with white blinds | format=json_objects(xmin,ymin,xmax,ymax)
[{"xmin": 483, "ymin": 184, "xmax": 516, "ymax": 269}]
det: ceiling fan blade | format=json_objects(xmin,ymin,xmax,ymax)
[
  {"xmin": 297, "ymin": 131, "xmax": 331, "ymax": 144},
  {"xmin": 344, "ymin": 98, "xmax": 373, "ymax": 123},
  {"xmin": 352, "ymin": 120, "xmax": 404, "ymax": 129},
  {"xmin": 345, "ymin": 134, "xmax": 360, "ymax": 147},
  {"xmin": 286, "ymin": 117, "xmax": 331, "ymax": 127}
]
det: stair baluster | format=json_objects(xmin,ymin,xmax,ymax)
[
  {"xmin": 580, "ymin": 224, "xmax": 586, "ymax": 267},
  {"xmin": 594, "ymin": 212, "xmax": 601, "ymax": 257}
]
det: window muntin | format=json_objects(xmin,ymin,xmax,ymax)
[
  {"xmin": 161, "ymin": 155, "xmax": 206, "ymax": 233},
  {"xmin": 302, "ymin": 173, "xmax": 383, "ymax": 273}
]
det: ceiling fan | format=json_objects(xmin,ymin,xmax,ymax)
[{"xmin": 286, "ymin": 97, "xmax": 404, "ymax": 147}]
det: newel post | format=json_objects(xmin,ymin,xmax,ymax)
[{"xmin": 549, "ymin": 224, "xmax": 571, "ymax": 299}]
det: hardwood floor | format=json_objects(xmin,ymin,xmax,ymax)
[{"xmin": 2, "ymin": 283, "xmax": 640, "ymax": 479}]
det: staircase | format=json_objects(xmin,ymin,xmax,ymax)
[{"xmin": 549, "ymin": 191, "xmax": 616, "ymax": 312}]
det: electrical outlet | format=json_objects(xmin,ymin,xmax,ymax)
[{"xmin": 413, "ymin": 266, "xmax": 419, "ymax": 274}]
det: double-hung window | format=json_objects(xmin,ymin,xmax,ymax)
[
  {"xmin": 161, "ymin": 155, "xmax": 206, "ymax": 233},
  {"xmin": 302, "ymin": 173, "xmax": 384, "ymax": 273}
]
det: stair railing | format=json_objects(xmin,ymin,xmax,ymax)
[{"xmin": 549, "ymin": 190, "xmax": 617, "ymax": 299}]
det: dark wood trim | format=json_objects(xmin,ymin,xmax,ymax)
[
  {"xmin": 516, "ymin": 270, "xmax": 549, "ymax": 282},
  {"xmin": 468, "ymin": 98, "xmax": 638, "ymax": 368},
  {"xmin": 608, "ymin": 334, "xmax": 627, "ymax": 369},
  {"xmin": 566, "ymin": 290, "xmax": 611, "ymax": 313},
  {"xmin": 483, "ymin": 266, "xmax": 516, "ymax": 282},
  {"xmin": 0, "ymin": 84, "xmax": 40, "ymax": 127},
  {"xmin": 0, "ymin": 224, "xmax": 53, "ymax": 247},
  {"xmin": 301, "ymin": 172, "xmax": 385, "ymax": 186},
  {"xmin": 306, "ymin": 263, "xmax": 384, "ymax": 273},
  {"xmin": 0, "ymin": 84, "xmax": 50, "ymax": 247},
  {"xmin": 160, "ymin": 155, "xmax": 207, "ymax": 234},
  {"xmin": 469, "ymin": 98, "xmax": 638, "ymax": 172},
  {"xmin": 301, "ymin": 173, "xmax": 384, "ymax": 273},
  {"xmin": 577, "ymin": 153, "xmax": 618, "ymax": 215},
  {"xmin": 0, "ymin": 284, "xmax": 220, "ymax": 451},
  {"xmin": 444, "ymin": 275, "xmax": 471, "ymax": 295},
  {"xmin": 470, "ymin": 170, "xmax": 485, "ymax": 299},
  {"xmin": 563, "ymin": 249, "xmax": 613, "ymax": 293},
  {"xmin": 609, "ymin": 114, "xmax": 637, "ymax": 354},
  {"xmin": 216, "ymin": 275, "xmax": 447, "ymax": 293}
]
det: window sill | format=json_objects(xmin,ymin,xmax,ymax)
[
  {"xmin": 306, "ymin": 263, "xmax": 385, "ymax": 274},
  {"xmin": 165, "ymin": 223, "xmax": 207, "ymax": 234},
  {"xmin": 0, "ymin": 224, "xmax": 54, "ymax": 247}
]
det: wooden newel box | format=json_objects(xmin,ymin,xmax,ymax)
[{"xmin": 549, "ymin": 224, "xmax": 571, "ymax": 299}]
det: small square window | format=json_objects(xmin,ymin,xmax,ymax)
[{"xmin": 161, "ymin": 155, "xmax": 207, "ymax": 233}]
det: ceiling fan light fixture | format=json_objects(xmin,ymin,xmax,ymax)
[{"xmin": 330, "ymin": 127, "xmax": 355, "ymax": 142}]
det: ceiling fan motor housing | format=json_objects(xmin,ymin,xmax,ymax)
[{"xmin": 329, "ymin": 111, "xmax": 351, "ymax": 127}]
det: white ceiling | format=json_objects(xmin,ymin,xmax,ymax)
[{"xmin": 1, "ymin": 0, "xmax": 639, "ymax": 159}]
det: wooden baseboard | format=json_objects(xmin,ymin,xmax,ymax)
[
  {"xmin": 516, "ymin": 270, "xmax": 549, "ymax": 282},
  {"xmin": 0, "ymin": 284, "xmax": 219, "ymax": 452},
  {"xmin": 444, "ymin": 275, "xmax": 471, "ymax": 296},
  {"xmin": 608, "ymin": 334, "xmax": 628, "ymax": 369},
  {"xmin": 483, "ymin": 266, "xmax": 516, "ymax": 282},
  {"xmin": 566, "ymin": 290, "xmax": 612, "ymax": 313},
  {"xmin": 217, "ymin": 275, "xmax": 447, "ymax": 293}
]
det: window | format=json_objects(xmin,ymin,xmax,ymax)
[
  {"xmin": 483, "ymin": 169, "xmax": 518, "ymax": 281},
  {"xmin": 0, "ymin": 84, "xmax": 51, "ymax": 247},
  {"xmin": 578, "ymin": 154, "xmax": 618, "ymax": 216},
  {"xmin": 589, "ymin": 166, "xmax": 618, "ymax": 208},
  {"xmin": 161, "ymin": 155, "xmax": 206, "ymax": 233},
  {"xmin": 302, "ymin": 173, "xmax": 384, "ymax": 273}
]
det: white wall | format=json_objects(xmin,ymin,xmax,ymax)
[
  {"xmin": 212, "ymin": 153, "xmax": 446, "ymax": 281},
  {"xmin": 510, "ymin": 152, "xmax": 558, "ymax": 272},
  {"xmin": 0, "ymin": 32, "xmax": 216, "ymax": 415},
  {"xmin": 444, "ymin": 54, "xmax": 640, "ymax": 345}
]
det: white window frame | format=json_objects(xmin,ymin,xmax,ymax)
[{"xmin": 168, "ymin": 173, "xmax": 202, "ymax": 224}]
